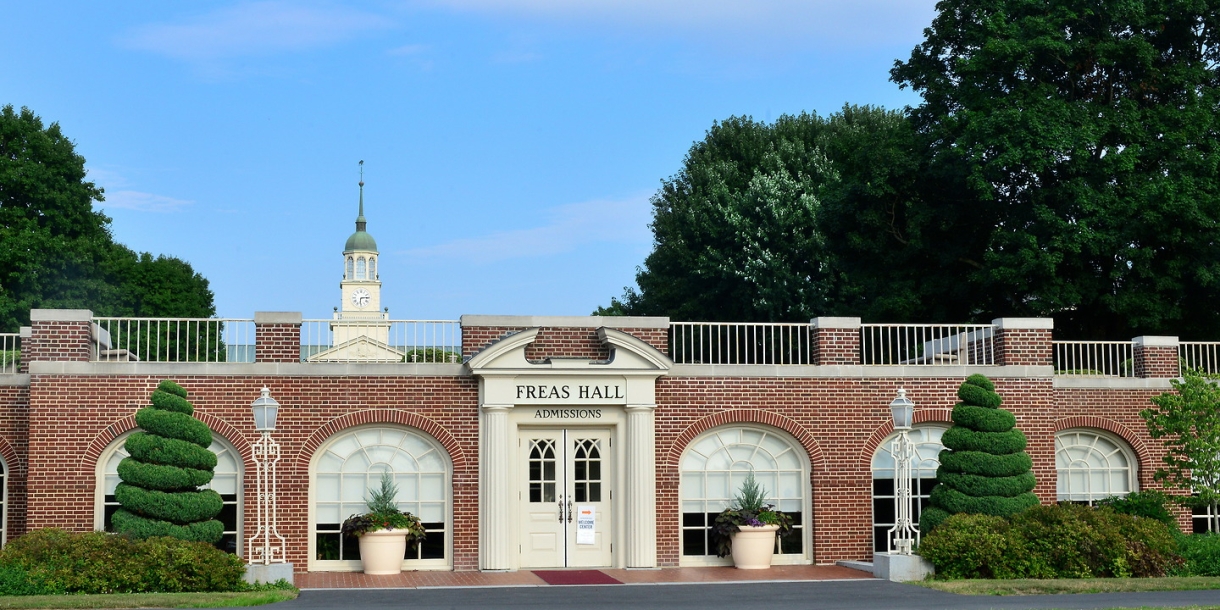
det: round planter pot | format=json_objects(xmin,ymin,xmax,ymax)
[
  {"xmin": 730, "ymin": 524, "xmax": 779, "ymax": 570},
  {"xmin": 358, "ymin": 528, "xmax": 408, "ymax": 575}
]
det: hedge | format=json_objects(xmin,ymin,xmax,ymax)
[
  {"xmin": 929, "ymin": 485, "xmax": 1039, "ymax": 517},
  {"xmin": 951, "ymin": 405, "xmax": 1016, "ymax": 432},
  {"xmin": 938, "ymin": 450, "xmax": 1033, "ymax": 477},
  {"xmin": 150, "ymin": 386, "xmax": 193, "ymax": 415},
  {"xmin": 124, "ymin": 432, "xmax": 217, "ymax": 470},
  {"xmin": 114, "ymin": 484, "xmax": 223, "ymax": 524},
  {"xmin": 936, "ymin": 471, "xmax": 1036, "ymax": 498},
  {"xmin": 941, "ymin": 427, "xmax": 1027, "ymax": 455},
  {"xmin": 957, "ymin": 382, "xmax": 1002, "ymax": 409},
  {"xmin": 110, "ymin": 512, "xmax": 226, "ymax": 545},
  {"xmin": 134, "ymin": 407, "xmax": 212, "ymax": 448},
  {"xmin": 117, "ymin": 458, "xmax": 213, "ymax": 491}
]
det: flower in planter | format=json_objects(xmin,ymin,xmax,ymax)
[
  {"xmin": 340, "ymin": 472, "xmax": 427, "ymax": 547},
  {"xmin": 710, "ymin": 471, "xmax": 793, "ymax": 557}
]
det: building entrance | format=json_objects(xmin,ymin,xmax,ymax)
[{"xmin": 519, "ymin": 428, "xmax": 613, "ymax": 568}]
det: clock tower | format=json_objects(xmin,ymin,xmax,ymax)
[{"xmin": 333, "ymin": 163, "xmax": 390, "ymax": 345}]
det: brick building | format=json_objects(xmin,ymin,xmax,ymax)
[{"xmin": 0, "ymin": 197, "xmax": 1212, "ymax": 573}]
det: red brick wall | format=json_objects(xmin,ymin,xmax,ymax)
[
  {"xmin": 25, "ymin": 321, "xmax": 91, "ymax": 363},
  {"xmin": 463, "ymin": 326, "xmax": 668, "ymax": 360},
  {"xmin": 255, "ymin": 324, "xmax": 301, "ymax": 363},
  {"xmin": 995, "ymin": 329, "xmax": 1053, "ymax": 366},
  {"xmin": 811, "ymin": 328, "xmax": 859, "ymax": 365},
  {"xmin": 25, "ymin": 375, "xmax": 480, "ymax": 571},
  {"xmin": 0, "ymin": 384, "xmax": 29, "ymax": 542},
  {"xmin": 1135, "ymin": 346, "xmax": 1179, "ymax": 378}
]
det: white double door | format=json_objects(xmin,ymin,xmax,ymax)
[{"xmin": 519, "ymin": 428, "xmax": 613, "ymax": 568}]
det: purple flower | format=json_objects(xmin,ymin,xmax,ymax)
[{"xmin": 745, "ymin": 517, "xmax": 763, "ymax": 527}]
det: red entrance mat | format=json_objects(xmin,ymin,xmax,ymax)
[{"xmin": 532, "ymin": 570, "xmax": 623, "ymax": 585}]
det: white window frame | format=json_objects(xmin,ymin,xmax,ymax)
[
  {"xmin": 1055, "ymin": 428, "xmax": 1138, "ymax": 504},
  {"xmin": 677, "ymin": 425, "xmax": 811, "ymax": 566},
  {"xmin": 94, "ymin": 431, "xmax": 244, "ymax": 554},
  {"xmin": 871, "ymin": 424, "xmax": 949, "ymax": 553},
  {"xmin": 307, "ymin": 424, "xmax": 452, "ymax": 572}
]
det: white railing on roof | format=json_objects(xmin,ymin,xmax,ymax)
[
  {"xmin": 92, "ymin": 318, "xmax": 256, "ymax": 363},
  {"xmin": 669, "ymin": 322, "xmax": 812, "ymax": 365},
  {"xmin": 300, "ymin": 319, "xmax": 462, "ymax": 363},
  {"xmin": 1180, "ymin": 342, "xmax": 1220, "ymax": 375},
  {"xmin": 0, "ymin": 333, "xmax": 19, "ymax": 374},
  {"xmin": 860, "ymin": 324, "xmax": 995, "ymax": 366},
  {"xmin": 1053, "ymin": 340, "xmax": 1133, "ymax": 376}
]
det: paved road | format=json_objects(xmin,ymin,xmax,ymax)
[{"xmin": 284, "ymin": 580, "xmax": 1220, "ymax": 610}]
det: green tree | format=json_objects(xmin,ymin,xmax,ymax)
[
  {"xmin": 921, "ymin": 374, "xmax": 1039, "ymax": 533},
  {"xmin": 891, "ymin": 0, "xmax": 1220, "ymax": 339},
  {"xmin": 112, "ymin": 380, "xmax": 224, "ymax": 543},
  {"xmin": 1142, "ymin": 373, "xmax": 1220, "ymax": 533}
]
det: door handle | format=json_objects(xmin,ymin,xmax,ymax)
[
  {"xmin": 567, "ymin": 499, "xmax": 573, "ymax": 523},
  {"xmin": 558, "ymin": 495, "xmax": 565, "ymax": 522}
]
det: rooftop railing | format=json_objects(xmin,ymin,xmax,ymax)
[
  {"xmin": 300, "ymin": 319, "xmax": 462, "ymax": 363},
  {"xmin": 0, "ymin": 333, "xmax": 19, "ymax": 374},
  {"xmin": 1180, "ymin": 342, "xmax": 1220, "ymax": 376},
  {"xmin": 92, "ymin": 318, "xmax": 256, "ymax": 363},
  {"xmin": 669, "ymin": 322, "xmax": 812, "ymax": 365},
  {"xmin": 1052, "ymin": 340, "xmax": 1134, "ymax": 377},
  {"xmin": 860, "ymin": 324, "xmax": 996, "ymax": 366}
]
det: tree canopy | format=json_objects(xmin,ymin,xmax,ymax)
[
  {"xmin": 604, "ymin": 0, "xmax": 1220, "ymax": 339},
  {"xmin": 0, "ymin": 105, "xmax": 214, "ymax": 330}
]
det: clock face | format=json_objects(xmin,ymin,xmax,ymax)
[{"xmin": 351, "ymin": 288, "xmax": 371, "ymax": 308}]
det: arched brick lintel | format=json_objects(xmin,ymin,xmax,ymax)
[
  {"xmin": 80, "ymin": 412, "xmax": 252, "ymax": 472},
  {"xmin": 664, "ymin": 410, "xmax": 826, "ymax": 473},
  {"xmin": 0, "ymin": 436, "xmax": 24, "ymax": 475},
  {"xmin": 294, "ymin": 410, "xmax": 469, "ymax": 478},
  {"xmin": 859, "ymin": 408, "xmax": 953, "ymax": 466},
  {"xmin": 1053, "ymin": 416, "xmax": 1151, "ymax": 476}
]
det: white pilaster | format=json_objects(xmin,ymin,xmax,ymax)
[
  {"xmin": 480, "ymin": 403, "xmax": 512, "ymax": 570},
  {"xmin": 625, "ymin": 404, "xmax": 657, "ymax": 568}
]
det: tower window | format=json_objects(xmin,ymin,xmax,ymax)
[
  {"xmin": 369, "ymin": 257, "xmax": 376, "ymax": 280},
  {"xmin": 356, "ymin": 257, "xmax": 366, "ymax": 280},
  {"xmin": 346, "ymin": 257, "xmax": 354, "ymax": 280}
]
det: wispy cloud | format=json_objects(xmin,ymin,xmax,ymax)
[
  {"xmin": 406, "ymin": 194, "xmax": 651, "ymax": 263},
  {"xmin": 102, "ymin": 191, "xmax": 195, "ymax": 213},
  {"xmin": 418, "ymin": 0, "xmax": 936, "ymax": 47},
  {"xmin": 121, "ymin": 2, "xmax": 394, "ymax": 61}
]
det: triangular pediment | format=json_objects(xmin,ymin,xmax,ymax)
[
  {"xmin": 466, "ymin": 327, "xmax": 672, "ymax": 374},
  {"xmin": 307, "ymin": 335, "xmax": 405, "ymax": 363}
]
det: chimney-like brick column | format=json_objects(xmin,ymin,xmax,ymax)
[
  {"xmin": 26, "ymin": 309, "xmax": 93, "ymax": 364},
  {"xmin": 1134, "ymin": 336, "xmax": 1179, "ymax": 378},
  {"xmin": 993, "ymin": 318, "xmax": 1053, "ymax": 366},
  {"xmin": 254, "ymin": 312, "xmax": 302, "ymax": 363},
  {"xmin": 811, "ymin": 317, "xmax": 861, "ymax": 365},
  {"xmin": 17, "ymin": 326, "xmax": 31, "ymax": 373}
]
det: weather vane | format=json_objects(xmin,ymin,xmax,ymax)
[{"xmin": 358, "ymin": 159, "xmax": 364, "ymax": 186}]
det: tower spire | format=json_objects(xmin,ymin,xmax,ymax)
[{"xmin": 356, "ymin": 160, "xmax": 366, "ymax": 232}]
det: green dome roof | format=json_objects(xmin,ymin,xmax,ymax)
[{"xmin": 345, "ymin": 229, "xmax": 377, "ymax": 252}]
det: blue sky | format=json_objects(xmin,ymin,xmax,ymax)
[{"xmin": 3, "ymin": 1, "xmax": 934, "ymax": 320}]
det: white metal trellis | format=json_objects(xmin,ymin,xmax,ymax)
[{"xmin": 248, "ymin": 431, "xmax": 286, "ymax": 565}]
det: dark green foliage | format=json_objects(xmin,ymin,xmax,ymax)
[
  {"xmin": 938, "ymin": 451, "xmax": 1033, "ymax": 478},
  {"xmin": 922, "ymin": 375, "xmax": 1038, "ymax": 533},
  {"xmin": 1143, "ymin": 374, "xmax": 1220, "ymax": 534},
  {"xmin": 116, "ymin": 458, "xmax": 213, "ymax": 491},
  {"xmin": 0, "ymin": 529, "xmax": 243, "ymax": 594},
  {"xmin": 921, "ymin": 505, "xmax": 1182, "ymax": 579},
  {"xmin": 940, "ymin": 427, "xmax": 1027, "ymax": 455},
  {"xmin": 124, "ymin": 432, "xmax": 217, "ymax": 470},
  {"xmin": 0, "ymin": 106, "xmax": 215, "ymax": 331},
  {"xmin": 134, "ymin": 408, "xmax": 211, "ymax": 448},
  {"xmin": 1175, "ymin": 533, "xmax": 1220, "ymax": 577},
  {"xmin": 1095, "ymin": 490, "xmax": 1178, "ymax": 528},
  {"xmin": 951, "ymin": 405, "xmax": 1016, "ymax": 432},
  {"xmin": 0, "ymin": 563, "xmax": 61, "ymax": 596},
  {"xmin": 114, "ymin": 380, "xmax": 221, "ymax": 544}
]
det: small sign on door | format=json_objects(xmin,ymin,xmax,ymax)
[{"xmin": 576, "ymin": 505, "xmax": 595, "ymax": 545}]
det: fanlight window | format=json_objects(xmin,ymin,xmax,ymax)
[
  {"xmin": 1056, "ymin": 429, "xmax": 1136, "ymax": 504},
  {"xmin": 871, "ymin": 425, "xmax": 947, "ymax": 552}
]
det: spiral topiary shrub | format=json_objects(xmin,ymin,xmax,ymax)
[
  {"xmin": 920, "ymin": 374, "xmax": 1038, "ymax": 533},
  {"xmin": 113, "ymin": 380, "xmax": 223, "ymax": 544}
]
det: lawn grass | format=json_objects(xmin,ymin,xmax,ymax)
[
  {"xmin": 0, "ymin": 590, "xmax": 297, "ymax": 609},
  {"xmin": 916, "ymin": 576, "xmax": 1220, "ymax": 596}
]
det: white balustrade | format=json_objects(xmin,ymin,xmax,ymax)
[
  {"xmin": 1053, "ymin": 341, "xmax": 1134, "ymax": 376},
  {"xmin": 860, "ymin": 324, "xmax": 995, "ymax": 366},
  {"xmin": 91, "ymin": 318, "xmax": 255, "ymax": 363}
]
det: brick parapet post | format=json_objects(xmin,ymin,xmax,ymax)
[
  {"xmin": 26, "ymin": 310, "xmax": 93, "ymax": 364},
  {"xmin": 1133, "ymin": 336, "xmax": 1180, "ymax": 378},
  {"xmin": 810, "ymin": 317, "xmax": 860, "ymax": 365},
  {"xmin": 17, "ymin": 327, "xmax": 31, "ymax": 374},
  {"xmin": 254, "ymin": 312, "xmax": 302, "ymax": 363},
  {"xmin": 993, "ymin": 318, "xmax": 1054, "ymax": 367}
]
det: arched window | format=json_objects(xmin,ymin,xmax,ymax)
[
  {"xmin": 97, "ymin": 432, "xmax": 243, "ymax": 554},
  {"xmin": 1056, "ymin": 428, "xmax": 1137, "ymax": 504},
  {"xmin": 368, "ymin": 257, "xmax": 376, "ymax": 280},
  {"xmin": 679, "ymin": 426, "xmax": 808, "ymax": 565},
  {"xmin": 311, "ymin": 426, "xmax": 450, "ymax": 570},
  {"xmin": 0, "ymin": 456, "xmax": 7, "ymax": 547},
  {"xmin": 356, "ymin": 257, "xmax": 366, "ymax": 280},
  {"xmin": 871, "ymin": 425, "xmax": 947, "ymax": 552},
  {"xmin": 346, "ymin": 257, "xmax": 354, "ymax": 280}
]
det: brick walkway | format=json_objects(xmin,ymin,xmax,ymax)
[{"xmin": 295, "ymin": 564, "xmax": 872, "ymax": 589}]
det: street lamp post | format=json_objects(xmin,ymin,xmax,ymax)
[
  {"xmin": 248, "ymin": 387, "xmax": 286, "ymax": 565},
  {"xmin": 887, "ymin": 388, "xmax": 917, "ymax": 555}
]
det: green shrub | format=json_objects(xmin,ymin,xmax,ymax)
[
  {"xmin": 950, "ymin": 405, "xmax": 1016, "ymax": 432},
  {"xmin": 125, "ymin": 432, "xmax": 218, "ymax": 470},
  {"xmin": 1176, "ymin": 533, "xmax": 1220, "ymax": 576},
  {"xmin": 1095, "ymin": 490, "xmax": 1177, "ymax": 528},
  {"xmin": 111, "ymin": 512, "xmax": 225, "ymax": 544},
  {"xmin": 0, "ymin": 563, "xmax": 61, "ymax": 596},
  {"xmin": 917, "ymin": 514, "xmax": 1040, "ymax": 579},
  {"xmin": 117, "ymin": 459, "xmax": 214, "ymax": 491},
  {"xmin": 115, "ymin": 484, "xmax": 223, "ymax": 523},
  {"xmin": 0, "ymin": 529, "xmax": 244, "ymax": 594},
  {"xmin": 940, "ymin": 427, "xmax": 1028, "ymax": 454},
  {"xmin": 936, "ymin": 471, "xmax": 1036, "ymax": 498},
  {"xmin": 938, "ymin": 450, "xmax": 1033, "ymax": 477},
  {"xmin": 134, "ymin": 407, "xmax": 212, "ymax": 448}
]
